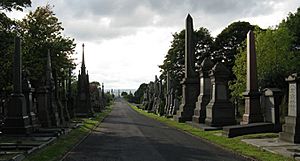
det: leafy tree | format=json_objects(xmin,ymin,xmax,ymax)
[
  {"xmin": 230, "ymin": 26, "xmax": 298, "ymax": 98},
  {"xmin": 159, "ymin": 27, "xmax": 213, "ymax": 97},
  {"xmin": 212, "ymin": 21, "xmax": 255, "ymax": 72},
  {"xmin": 0, "ymin": 13, "xmax": 15, "ymax": 91},
  {"xmin": 0, "ymin": 0, "xmax": 31, "ymax": 11},
  {"xmin": 18, "ymin": 5, "xmax": 76, "ymax": 87},
  {"xmin": 280, "ymin": 7, "xmax": 300, "ymax": 50},
  {"xmin": 132, "ymin": 83, "xmax": 148, "ymax": 103}
]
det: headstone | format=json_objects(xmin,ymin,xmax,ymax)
[
  {"xmin": 168, "ymin": 88, "xmax": 174, "ymax": 116},
  {"xmin": 67, "ymin": 68, "xmax": 75, "ymax": 118},
  {"xmin": 75, "ymin": 44, "xmax": 94, "ymax": 117},
  {"xmin": 193, "ymin": 58, "xmax": 214, "ymax": 123},
  {"xmin": 171, "ymin": 91, "xmax": 180, "ymax": 115},
  {"xmin": 46, "ymin": 50, "xmax": 61, "ymax": 127},
  {"xmin": 205, "ymin": 62, "xmax": 236, "ymax": 127},
  {"xmin": 22, "ymin": 70, "xmax": 39, "ymax": 131},
  {"xmin": 174, "ymin": 14, "xmax": 199, "ymax": 122},
  {"xmin": 241, "ymin": 30, "xmax": 263, "ymax": 125},
  {"xmin": 164, "ymin": 72, "xmax": 171, "ymax": 115},
  {"xmin": 279, "ymin": 74, "xmax": 300, "ymax": 143},
  {"xmin": 263, "ymin": 88, "xmax": 282, "ymax": 131},
  {"xmin": 3, "ymin": 37, "xmax": 32, "ymax": 134}
]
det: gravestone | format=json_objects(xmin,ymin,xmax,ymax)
[
  {"xmin": 279, "ymin": 74, "xmax": 300, "ymax": 143},
  {"xmin": 205, "ymin": 62, "xmax": 235, "ymax": 127},
  {"xmin": 22, "ymin": 70, "xmax": 39, "ymax": 131},
  {"xmin": 67, "ymin": 68, "xmax": 75, "ymax": 118},
  {"xmin": 164, "ymin": 72, "xmax": 171, "ymax": 115},
  {"xmin": 171, "ymin": 91, "xmax": 180, "ymax": 115},
  {"xmin": 263, "ymin": 88, "xmax": 282, "ymax": 131},
  {"xmin": 168, "ymin": 88, "xmax": 174, "ymax": 116},
  {"xmin": 36, "ymin": 50, "xmax": 60, "ymax": 127},
  {"xmin": 174, "ymin": 14, "xmax": 199, "ymax": 122},
  {"xmin": 193, "ymin": 58, "xmax": 214, "ymax": 123},
  {"xmin": 75, "ymin": 44, "xmax": 94, "ymax": 117},
  {"xmin": 241, "ymin": 30, "xmax": 263, "ymax": 124},
  {"xmin": 3, "ymin": 37, "xmax": 32, "ymax": 134}
]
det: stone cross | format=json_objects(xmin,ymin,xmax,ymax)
[{"xmin": 241, "ymin": 30, "xmax": 263, "ymax": 124}]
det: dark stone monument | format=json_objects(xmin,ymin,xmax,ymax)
[
  {"xmin": 75, "ymin": 44, "xmax": 93, "ymax": 117},
  {"xmin": 280, "ymin": 74, "xmax": 300, "ymax": 143},
  {"xmin": 205, "ymin": 62, "xmax": 235, "ymax": 127},
  {"xmin": 36, "ymin": 50, "xmax": 60, "ymax": 127},
  {"xmin": 67, "ymin": 68, "xmax": 75, "ymax": 118},
  {"xmin": 241, "ymin": 30, "xmax": 263, "ymax": 125},
  {"xmin": 3, "ymin": 37, "xmax": 32, "ymax": 134},
  {"xmin": 22, "ymin": 70, "xmax": 39, "ymax": 131},
  {"xmin": 164, "ymin": 72, "xmax": 171, "ymax": 115},
  {"xmin": 193, "ymin": 58, "xmax": 214, "ymax": 123},
  {"xmin": 174, "ymin": 14, "xmax": 199, "ymax": 122}
]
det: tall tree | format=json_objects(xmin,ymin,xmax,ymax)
[
  {"xmin": 0, "ymin": 0, "xmax": 31, "ymax": 11},
  {"xmin": 212, "ymin": 21, "xmax": 255, "ymax": 72},
  {"xmin": 18, "ymin": 5, "xmax": 76, "ymax": 87},
  {"xmin": 159, "ymin": 27, "xmax": 213, "ymax": 96}
]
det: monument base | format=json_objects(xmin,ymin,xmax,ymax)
[
  {"xmin": 205, "ymin": 101, "xmax": 236, "ymax": 127},
  {"xmin": 174, "ymin": 78, "xmax": 199, "ymax": 123},
  {"xmin": 3, "ymin": 94, "xmax": 32, "ymax": 134},
  {"xmin": 279, "ymin": 116, "xmax": 300, "ymax": 143},
  {"xmin": 223, "ymin": 122, "xmax": 275, "ymax": 138},
  {"xmin": 241, "ymin": 91, "xmax": 263, "ymax": 124}
]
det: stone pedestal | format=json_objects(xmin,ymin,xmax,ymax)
[
  {"xmin": 241, "ymin": 91, "xmax": 263, "ymax": 124},
  {"xmin": 205, "ymin": 63, "xmax": 235, "ymax": 127},
  {"xmin": 263, "ymin": 88, "xmax": 282, "ymax": 131},
  {"xmin": 174, "ymin": 78, "xmax": 199, "ymax": 122},
  {"xmin": 280, "ymin": 74, "xmax": 300, "ymax": 143},
  {"xmin": 193, "ymin": 58, "xmax": 214, "ymax": 123},
  {"xmin": 36, "ymin": 87, "xmax": 52, "ymax": 128}
]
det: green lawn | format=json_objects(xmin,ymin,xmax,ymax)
[
  {"xmin": 129, "ymin": 104, "xmax": 294, "ymax": 161},
  {"xmin": 23, "ymin": 106, "xmax": 113, "ymax": 161}
]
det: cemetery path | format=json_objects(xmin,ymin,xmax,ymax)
[{"xmin": 62, "ymin": 98, "xmax": 249, "ymax": 161}]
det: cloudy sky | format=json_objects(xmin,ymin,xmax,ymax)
[{"xmin": 6, "ymin": 0, "xmax": 300, "ymax": 89}]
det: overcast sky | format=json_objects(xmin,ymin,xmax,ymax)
[{"xmin": 6, "ymin": 0, "xmax": 300, "ymax": 89}]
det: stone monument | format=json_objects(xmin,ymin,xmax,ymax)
[
  {"xmin": 205, "ymin": 62, "xmax": 236, "ymax": 126},
  {"xmin": 193, "ymin": 58, "xmax": 214, "ymax": 123},
  {"xmin": 174, "ymin": 14, "xmax": 199, "ymax": 122},
  {"xmin": 279, "ymin": 74, "xmax": 300, "ymax": 143},
  {"xmin": 75, "ymin": 44, "xmax": 93, "ymax": 117},
  {"xmin": 241, "ymin": 30, "xmax": 263, "ymax": 124},
  {"xmin": 3, "ymin": 37, "xmax": 32, "ymax": 134}
]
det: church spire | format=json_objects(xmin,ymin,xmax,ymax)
[{"xmin": 81, "ymin": 43, "xmax": 86, "ymax": 73}]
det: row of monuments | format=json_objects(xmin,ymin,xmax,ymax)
[
  {"xmin": 141, "ymin": 14, "xmax": 300, "ymax": 144},
  {"xmin": 1, "ymin": 39, "xmax": 106, "ymax": 135}
]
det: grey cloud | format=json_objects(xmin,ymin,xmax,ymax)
[{"xmin": 50, "ymin": 0, "xmax": 281, "ymax": 41}]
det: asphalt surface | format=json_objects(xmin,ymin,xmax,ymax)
[{"xmin": 63, "ymin": 98, "xmax": 249, "ymax": 161}]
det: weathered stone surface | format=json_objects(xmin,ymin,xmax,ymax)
[
  {"xmin": 280, "ymin": 73, "xmax": 300, "ymax": 143},
  {"xmin": 75, "ymin": 44, "xmax": 94, "ymax": 117},
  {"xmin": 193, "ymin": 58, "xmax": 214, "ymax": 124},
  {"xmin": 241, "ymin": 30, "xmax": 263, "ymax": 124},
  {"xmin": 174, "ymin": 14, "xmax": 199, "ymax": 122},
  {"xmin": 262, "ymin": 88, "xmax": 282, "ymax": 131},
  {"xmin": 205, "ymin": 62, "xmax": 235, "ymax": 127},
  {"xmin": 3, "ymin": 37, "xmax": 32, "ymax": 134}
]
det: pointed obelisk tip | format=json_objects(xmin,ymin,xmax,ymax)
[
  {"xmin": 247, "ymin": 30, "xmax": 254, "ymax": 37},
  {"xmin": 186, "ymin": 13, "xmax": 192, "ymax": 20}
]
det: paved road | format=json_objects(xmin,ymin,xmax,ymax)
[{"xmin": 63, "ymin": 99, "xmax": 249, "ymax": 161}]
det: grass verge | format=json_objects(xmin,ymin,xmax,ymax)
[
  {"xmin": 129, "ymin": 104, "xmax": 294, "ymax": 161},
  {"xmin": 23, "ymin": 106, "xmax": 113, "ymax": 161}
]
